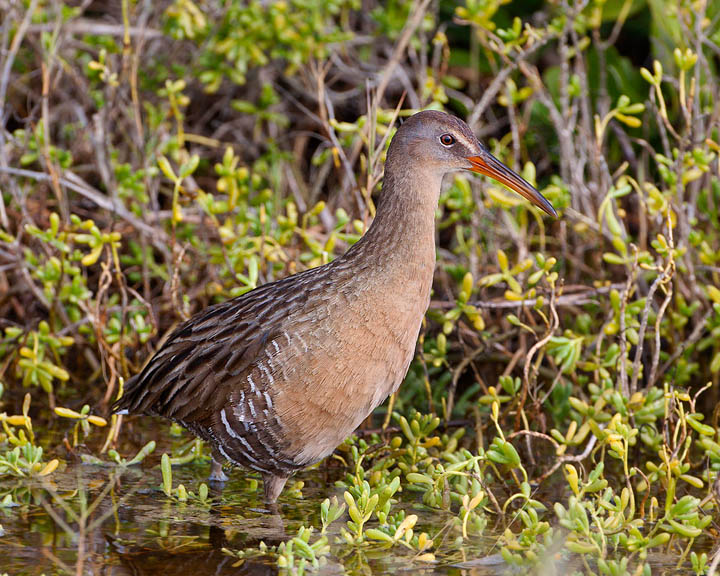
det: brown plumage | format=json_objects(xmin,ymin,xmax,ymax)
[{"xmin": 113, "ymin": 110, "xmax": 556, "ymax": 503}]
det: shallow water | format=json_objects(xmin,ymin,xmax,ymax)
[
  {"xmin": 0, "ymin": 457, "xmax": 703, "ymax": 576},
  {"xmin": 0, "ymin": 417, "xmax": 708, "ymax": 576},
  {"xmin": 0, "ymin": 463, "xmax": 454, "ymax": 575}
]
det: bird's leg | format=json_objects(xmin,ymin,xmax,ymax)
[
  {"xmin": 262, "ymin": 472, "xmax": 289, "ymax": 504},
  {"xmin": 209, "ymin": 454, "xmax": 229, "ymax": 482}
]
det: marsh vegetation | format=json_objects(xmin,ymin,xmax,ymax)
[{"xmin": 1, "ymin": 0, "xmax": 719, "ymax": 574}]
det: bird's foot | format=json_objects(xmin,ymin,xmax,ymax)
[{"xmin": 208, "ymin": 458, "xmax": 229, "ymax": 483}]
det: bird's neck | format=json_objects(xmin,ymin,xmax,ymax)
[{"xmin": 354, "ymin": 163, "xmax": 443, "ymax": 267}]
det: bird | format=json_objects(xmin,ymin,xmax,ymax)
[{"xmin": 113, "ymin": 110, "xmax": 556, "ymax": 504}]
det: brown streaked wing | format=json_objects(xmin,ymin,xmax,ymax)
[{"xmin": 115, "ymin": 264, "xmax": 325, "ymax": 425}]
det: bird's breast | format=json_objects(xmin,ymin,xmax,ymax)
[{"xmin": 268, "ymin": 255, "xmax": 435, "ymax": 466}]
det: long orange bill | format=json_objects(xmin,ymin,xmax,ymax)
[{"xmin": 467, "ymin": 153, "xmax": 557, "ymax": 217}]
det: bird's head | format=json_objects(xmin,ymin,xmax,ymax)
[{"xmin": 390, "ymin": 110, "xmax": 557, "ymax": 217}]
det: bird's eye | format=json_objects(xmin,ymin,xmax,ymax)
[{"xmin": 440, "ymin": 134, "xmax": 456, "ymax": 146}]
